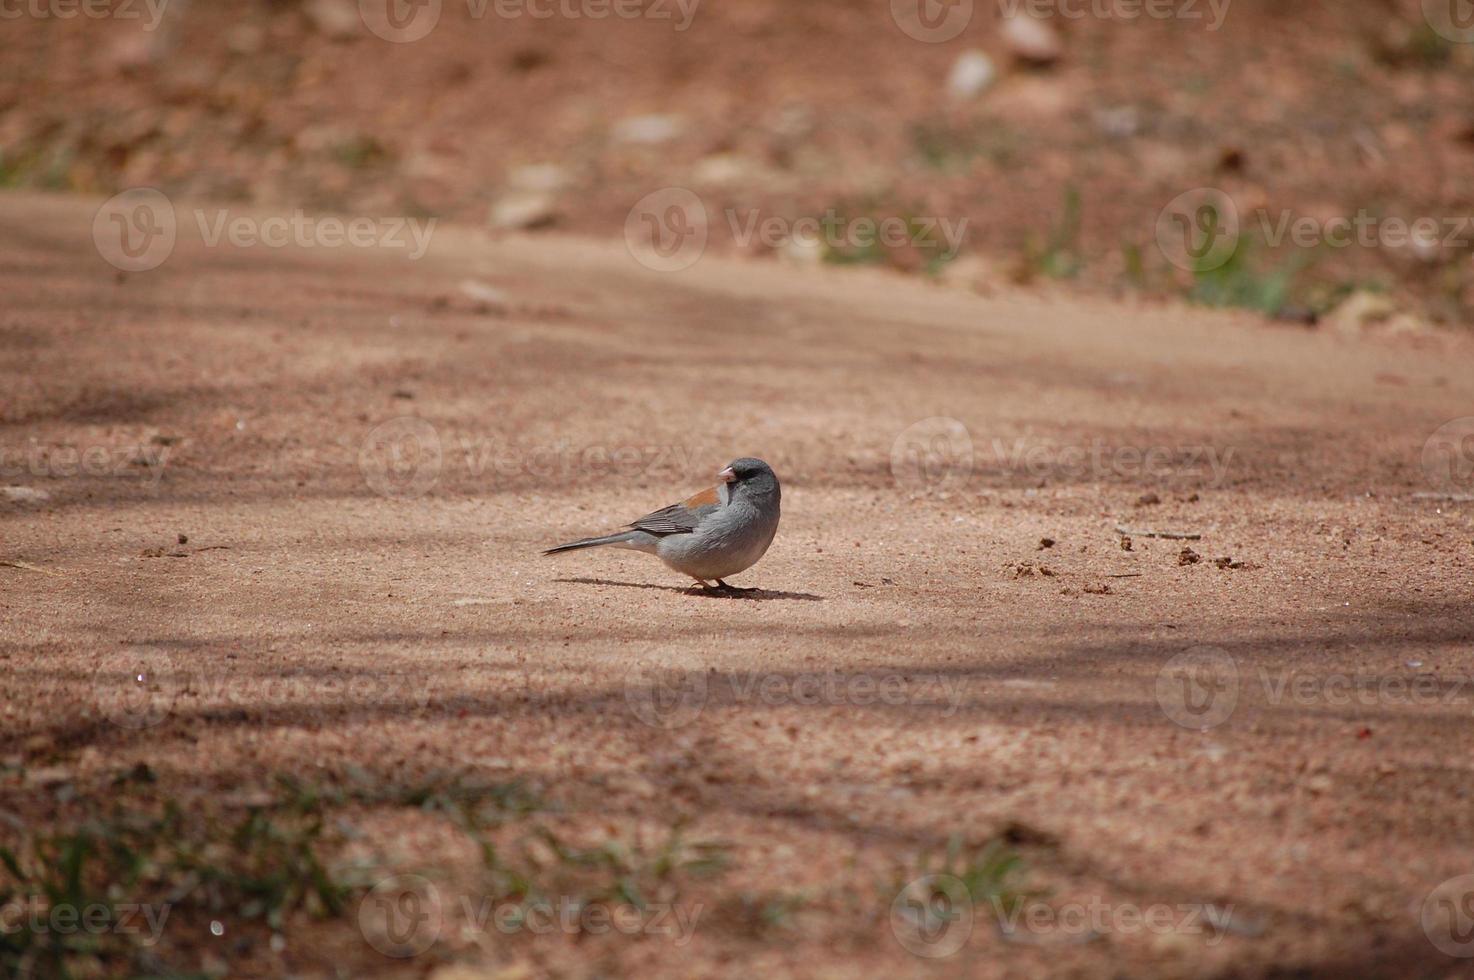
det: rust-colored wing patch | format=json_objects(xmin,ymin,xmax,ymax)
[
  {"xmin": 681, "ymin": 486, "xmax": 721, "ymax": 509},
  {"xmin": 629, "ymin": 485, "xmax": 724, "ymax": 536}
]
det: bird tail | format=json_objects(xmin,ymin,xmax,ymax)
[{"xmin": 542, "ymin": 530, "xmax": 641, "ymax": 556}]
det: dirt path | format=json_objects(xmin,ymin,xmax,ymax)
[{"xmin": 2, "ymin": 191, "xmax": 1473, "ymax": 978}]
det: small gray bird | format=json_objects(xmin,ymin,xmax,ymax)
[{"xmin": 544, "ymin": 458, "xmax": 781, "ymax": 591}]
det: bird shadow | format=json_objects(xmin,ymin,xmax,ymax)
[{"xmin": 554, "ymin": 577, "xmax": 824, "ymax": 602}]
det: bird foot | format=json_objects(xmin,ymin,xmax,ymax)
[{"xmin": 687, "ymin": 579, "xmax": 759, "ymax": 596}]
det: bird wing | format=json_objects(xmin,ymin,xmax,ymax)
[{"xmin": 628, "ymin": 485, "xmax": 725, "ymax": 536}]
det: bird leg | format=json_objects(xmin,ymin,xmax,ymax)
[{"xmin": 714, "ymin": 579, "xmax": 758, "ymax": 593}]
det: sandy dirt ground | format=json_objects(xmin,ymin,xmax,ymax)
[{"xmin": 2, "ymin": 191, "xmax": 1474, "ymax": 978}]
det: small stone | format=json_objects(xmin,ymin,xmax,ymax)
[
  {"xmin": 1001, "ymin": 15, "xmax": 1062, "ymax": 66},
  {"xmin": 692, "ymin": 154, "xmax": 751, "ymax": 187},
  {"xmin": 612, "ymin": 114, "xmax": 683, "ymax": 145},
  {"xmin": 1325, "ymin": 290, "xmax": 1396, "ymax": 335},
  {"xmin": 304, "ymin": 0, "xmax": 359, "ymax": 39},
  {"xmin": 106, "ymin": 32, "xmax": 166, "ymax": 72},
  {"xmin": 947, "ymin": 50, "xmax": 997, "ymax": 100},
  {"xmin": 458, "ymin": 279, "xmax": 509, "ymax": 307},
  {"xmin": 506, "ymin": 163, "xmax": 571, "ymax": 193},
  {"xmin": 781, "ymin": 237, "xmax": 825, "ymax": 265},
  {"xmin": 490, "ymin": 193, "xmax": 557, "ymax": 230},
  {"xmin": 936, "ymin": 255, "xmax": 1003, "ymax": 295},
  {"xmin": 1178, "ymin": 546, "xmax": 1201, "ymax": 566},
  {"xmin": 226, "ymin": 25, "xmax": 264, "ymax": 55},
  {"xmin": 1383, "ymin": 312, "xmax": 1433, "ymax": 336},
  {"xmin": 1, "ymin": 486, "xmax": 50, "ymax": 504},
  {"xmin": 25, "ymin": 767, "xmax": 72, "ymax": 787},
  {"xmin": 1093, "ymin": 105, "xmax": 1140, "ymax": 138}
]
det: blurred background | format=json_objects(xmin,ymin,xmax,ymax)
[{"xmin": 5, "ymin": 0, "xmax": 1474, "ymax": 320}]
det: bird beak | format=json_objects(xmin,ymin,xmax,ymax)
[{"xmin": 717, "ymin": 466, "xmax": 736, "ymax": 483}]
